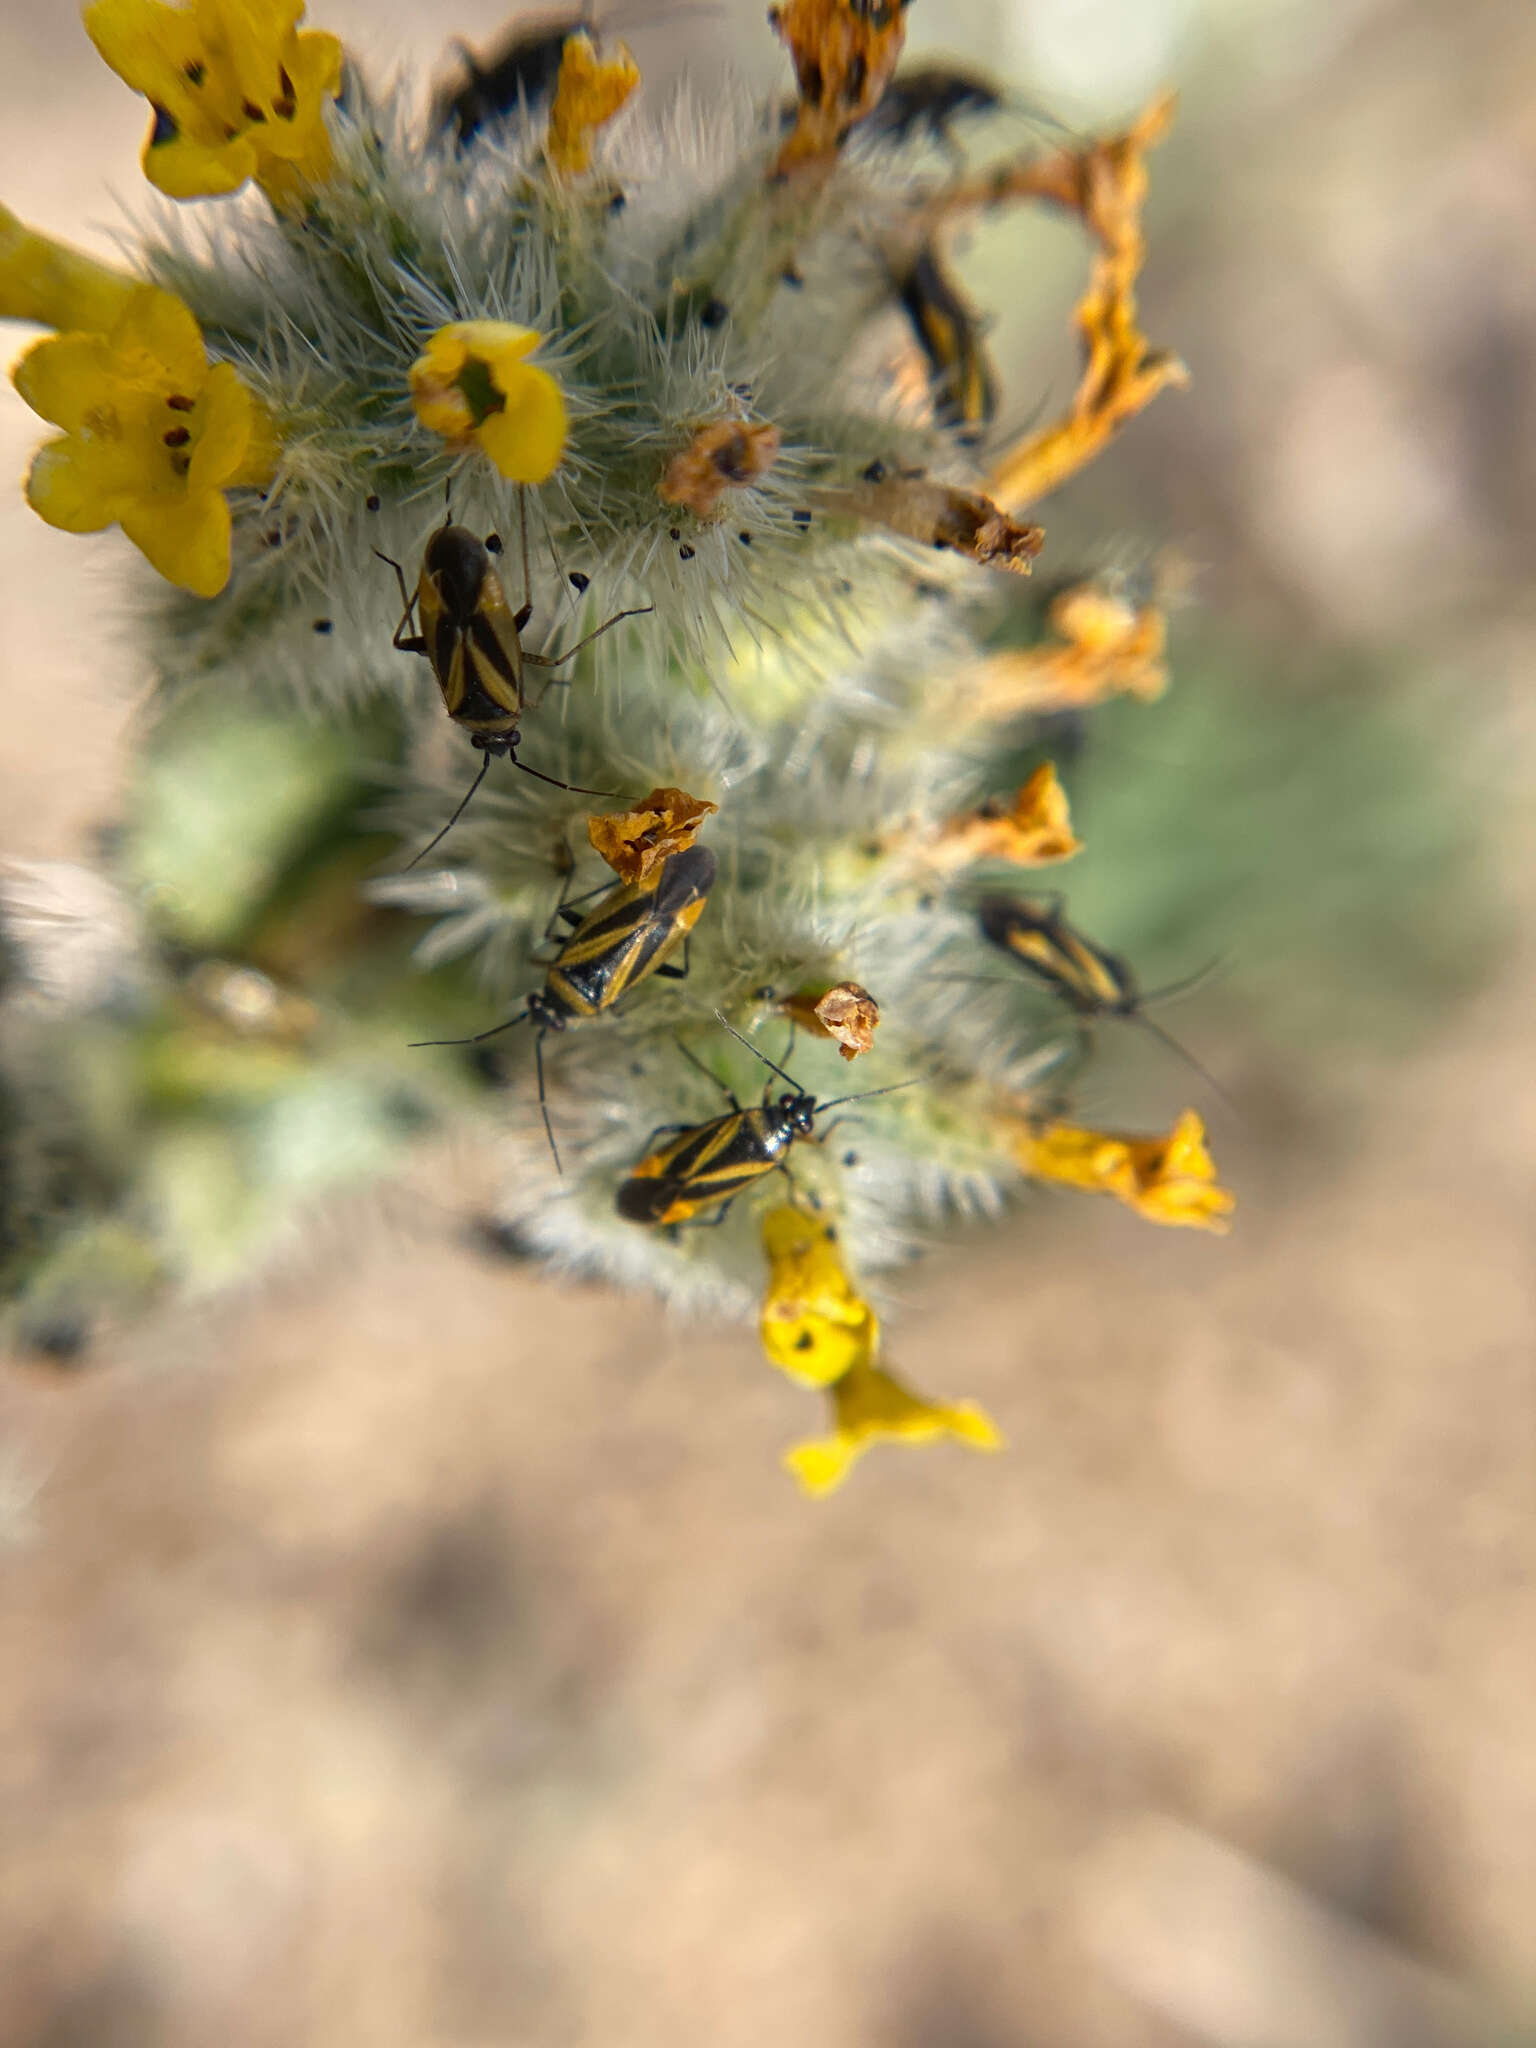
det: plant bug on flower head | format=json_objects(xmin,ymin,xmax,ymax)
[
  {"xmin": 413, "ymin": 842, "xmax": 717, "ymax": 1170},
  {"xmin": 378, "ymin": 495, "xmax": 651, "ymax": 869},
  {"xmin": 977, "ymin": 894, "xmax": 1232, "ymax": 1107},
  {"xmin": 616, "ymin": 1012, "xmax": 916, "ymax": 1227},
  {"xmin": 894, "ymin": 242, "xmax": 998, "ymax": 443}
]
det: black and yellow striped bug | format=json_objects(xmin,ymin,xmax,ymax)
[
  {"xmin": 858, "ymin": 61, "xmax": 1002, "ymax": 154},
  {"xmin": 414, "ymin": 842, "xmax": 717, "ymax": 1168},
  {"xmin": 894, "ymin": 243, "xmax": 998, "ymax": 443},
  {"xmin": 616, "ymin": 1013, "xmax": 914, "ymax": 1227},
  {"xmin": 378, "ymin": 513, "xmax": 651, "ymax": 868},
  {"xmin": 977, "ymin": 895, "xmax": 1230, "ymax": 1103}
]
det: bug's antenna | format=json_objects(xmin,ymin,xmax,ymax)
[
  {"xmin": 508, "ymin": 756, "xmax": 618, "ymax": 799},
  {"xmin": 815, "ymin": 1078, "xmax": 923, "ymax": 1113},
  {"xmin": 534, "ymin": 1029, "xmax": 562, "ymax": 1174},
  {"xmin": 409, "ymin": 1006, "xmax": 531, "ymax": 1049},
  {"xmin": 1139, "ymin": 955, "xmax": 1226, "ymax": 1006},
  {"xmin": 442, "ymin": 477, "xmax": 453, "ymax": 526},
  {"xmin": 1130, "ymin": 1014, "xmax": 1239, "ymax": 1116},
  {"xmin": 711, "ymin": 1010, "xmax": 803, "ymax": 1091},
  {"xmin": 401, "ymin": 754, "xmax": 492, "ymax": 870}
]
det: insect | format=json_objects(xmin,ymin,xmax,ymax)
[
  {"xmin": 977, "ymin": 895, "xmax": 1230, "ymax": 1103},
  {"xmin": 378, "ymin": 510, "xmax": 650, "ymax": 868},
  {"xmin": 616, "ymin": 1014, "xmax": 913, "ymax": 1227},
  {"xmin": 412, "ymin": 843, "xmax": 717, "ymax": 1169},
  {"xmin": 894, "ymin": 242, "xmax": 997, "ymax": 441},
  {"xmin": 433, "ymin": 6, "xmax": 709, "ymax": 144},
  {"xmin": 857, "ymin": 61, "xmax": 1001, "ymax": 154}
]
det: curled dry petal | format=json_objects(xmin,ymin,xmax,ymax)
[
  {"xmin": 587, "ymin": 787, "xmax": 717, "ymax": 883},
  {"xmin": 770, "ymin": 0, "xmax": 908, "ymax": 177},
  {"xmin": 817, "ymin": 474, "xmax": 1042, "ymax": 573},
  {"xmin": 779, "ymin": 982, "xmax": 879, "ymax": 1061},
  {"xmin": 922, "ymin": 764, "xmax": 1081, "ymax": 874},
  {"xmin": 956, "ymin": 581, "xmax": 1168, "ymax": 724},
  {"xmin": 658, "ymin": 419, "xmax": 782, "ymax": 519}
]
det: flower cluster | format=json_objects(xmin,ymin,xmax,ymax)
[{"xmin": 0, "ymin": 0, "xmax": 1234, "ymax": 1489}]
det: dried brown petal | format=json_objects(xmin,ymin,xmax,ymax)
[
  {"xmin": 922, "ymin": 764, "xmax": 1081, "ymax": 874},
  {"xmin": 956, "ymin": 580, "xmax": 1168, "ymax": 723},
  {"xmin": 780, "ymin": 981, "xmax": 880, "ymax": 1060},
  {"xmin": 770, "ymin": 0, "xmax": 908, "ymax": 177},
  {"xmin": 587, "ymin": 786, "xmax": 717, "ymax": 883},
  {"xmin": 658, "ymin": 419, "xmax": 782, "ymax": 519},
  {"xmin": 816, "ymin": 475, "xmax": 1043, "ymax": 574}
]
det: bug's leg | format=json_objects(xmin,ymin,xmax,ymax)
[
  {"xmin": 639, "ymin": 1120, "xmax": 690, "ymax": 1152},
  {"xmin": 674, "ymin": 1198, "xmax": 735, "ymax": 1231},
  {"xmin": 676, "ymin": 1036, "xmax": 741, "ymax": 1109},
  {"xmin": 655, "ymin": 936, "xmax": 692, "ymax": 983},
  {"xmin": 534, "ymin": 1029, "xmax": 562, "ymax": 1175},
  {"xmin": 522, "ymin": 606, "xmax": 655, "ymax": 670},
  {"xmin": 512, "ymin": 484, "xmax": 533, "ymax": 633},
  {"xmin": 375, "ymin": 548, "xmax": 428, "ymax": 656}
]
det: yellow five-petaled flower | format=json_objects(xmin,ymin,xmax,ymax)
[
  {"xmin": 84, "ymin": 0, "xmax": 343, "ymax": 208},
  {"xmin": 408, "ymin": 321, "xmax": 568, "ymax": 484},
  {"xmin": 1013, "ymin": 1108, "xmax": 1234, "ymax": 1232},
  {"xmin": 13, "ymin": 283, "xmax": 276, "ymax": 597}
]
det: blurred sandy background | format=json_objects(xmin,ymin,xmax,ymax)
[{"xmin": 2, "ymin": 1, "xmax": 1535, "ymax": 2043}]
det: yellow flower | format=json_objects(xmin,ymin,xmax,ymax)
[
  {"xmin": 546, "ymin": 32, "xmax": 640, "ymax": 177},
  {"xmin": 785, "ymin": 1356, "xmax": 1003, "ymax": 1497},
  {"xmin": 0, "ymin": 205, "xmax": 138, "ymax": 334},
  {"xmin": 83, "ymin": 0, "xmax": 343, "ymax": 208},
  {"xmin": 13, "ymin": 284, "xmax": 276, "ymax": 597},
  {"xmin": 760, "ymin": 1204, "xmax": 879, "ymax": 1388},
  {"xmin": 408, "ymin": 322, "xmax": 568, "ymax": 484},
  {"xmin": 1013, "ymin": 1109, "xmax": 1234, "ymax": 1232}
]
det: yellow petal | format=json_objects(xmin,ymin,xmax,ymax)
[
  {"xmin": 759, "ymin": 1204, "xmax": 880, "ymax": 1388},
  {"xmin": 546, "ymin": 32, "xmax": 640, "ymax": 176},
  {"xmin": 145, "ymin": 125, "xmax": 260, "ymax": 201},
  {"xmin": 476, "ymin": 363, "xmax": 568, "ymax": 483},
  {"xmin": 12, "ymin": 331, "xmax": 117, "ymax": 431},
  {"xmin": 24, "ymin": 437, "xmax": 119, "ymax": 532},
  {"xmin": 120, "ymin": 487, "xmax": 232, "ymax": 596},
  {"xmin": 186, "ymin": 359, "xmax": 253, "ymax": 491},
  {"xmin": 0, "ymin": 206, "xmax": 138, "ymax": 334},
  {"xmin": 84, "ymin": 0, "xmax": 205, "ymax": 104},
  {"xmin": 784, "ymin": 1358, "xmax": 1003, "ymax": 1496},
  {"xmin": 783, "ymin": 1436, "xmax": 858, "ymax": 1497},
  {"xmin": 1014, "ymin": 1110, "xmax": 1234, "ymax": 1233},
  {"xmin": 113, "ymin": 285, "xmax": 208, "ymax": 389}
]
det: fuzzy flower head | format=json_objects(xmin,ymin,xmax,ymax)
[
  {"xmin": 408, "ymin": 322, "xmax": 568, "ymax": 484},
  {"xmin": 1014, "ymin": 1109, "xmax": 1234, "ymax": 1232},
  {"xmin": 83, "ymin": 0, "xmax": 343, "ymax": 207},
  {"xmin": 13, "ymin": 283, "xmax": 275, "ymax": 596},
  {"xmin": 785, "ymin": 1357, "xmax": 1004, "ymax": 1497}
]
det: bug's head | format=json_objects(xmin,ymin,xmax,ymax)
[
  {"xmin": 977, "ymin": 896, "xmax": 1029, "ymax": 948},
  {"xmin": 781, "ymin": 1090, "xmax": 818, "ymax": 1135},
  {"xmin": 424, "ymin": 524, "xmax": 490, "ymax": 623},
  {"xmin": 525, "ymin": 990, "xmax": 566, "ymax": 1033}
]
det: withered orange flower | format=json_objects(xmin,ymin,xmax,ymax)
[
  {"xmin": 958, "ymin": 580, "xmax": 1168, "ymax": 723},
  {"xmin": 545, "ymin": 30, "xmax": 639, "ymax": 175},
  {"xmin": 929, "ymin": 94, "xmax": 1189, "ymax": 511},
  {"xmin": 587, "ymin": 786, "xmax": 717, "ymax": 884},
  {"xmin": 770, "ymin": 0, "xmax": 908, "ymax": 176},
  {"xmin": 780, "ymin": 982, "xmax": 879, "ymax": 1061},
  {"xmin": 924, "ymin": 763, "xmax": 1081, "ymax": 873},
  {"xmin": 818, "ymin": 473, "xmax": 1042, "ymax": 574},
  {"xmin": 658, "ymin": 419, "xmax": 782, "ymax": 519},
  {"xmin": 1011, "ymin": 1108, "xmax": 1234, "ymax": 1232}
]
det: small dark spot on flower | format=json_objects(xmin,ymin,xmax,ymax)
[
  {"xmin": 842, "ymin": 1151, "xmax": 858, "ymax": 1166},
  {"xmin": 150, "ymin": 104, "xmax": 178, "ymax": 146},
  {"xmin": 184, "ymin": 61, "xmax": 205, "ymax": 85},
  {"xmin": 861, "ymin": 458, "xmax": 886, "ymax": 483},
  {"xmin": 843, "ymin": 53, "xmax": 868, "ymax": 104},
  {"xmin": 313, "ymin": 618, "xmax": 333, "ymax": 634},
  {"xmin": 738, "ymin": 530, "xmax": 752, "ymax": 545},
  {"xmin": 608, "ymin": 188, "xmax": 627, "ymax": 212},
  {"xmin": 166, "ymin": 392, "xmax": 196, "ymax": 412},
  {"xmin": 242, "ymin": 98, "xmax": 267, "ymax": 122},
  {"xmin": 273, "ymin": 67, "xmax": 297, "ymax": 117},
  {"xmin": 668, "ymin": 527, "xmax": 680, "ymax": 542},
  {"xmin": 794, "ymin": 1331, "xmax": 814, "ymax": 1351},
  {"xmin": 485, "ymin": 532, "xmax": 503, "ymax": 554},
  {"xmin": 825, "ymin": 1223, "xmax": 838, "ymax": 1239},
  {"xmin": 792, "ymin": 508, "xmax": 812, "ymax": 528},
  {"xmin": 801, "ymin": 60, "xmax": 824, "ymax": 104},
  {"xmin": 678, "ymin": 544, "xmax": 695, "ymax": 560},
  {"xmin": 170, "ymin": 451, "xmax": 191, "ymax": 477},
  {"xmin": 699, "ymin": 297, "xmax": 729, "ymax": 328},
  {"xmin": 162, "ymin": 425, "xmax": 191, "ymax": 448},
  {"xmin": 568, "ymin": 571, "xmax": 590, "ymax": 593},
  {"xmin": 753, "ymin": 985, "xmax": 775, "ymax": 999},
  {"xmin": 263, "ymin": 529, "xmax": 283, "ymax": 548},
  {"xmin": 780, "ymin": 264, "xmax": 803, "ymax": 288},
  {"xmin": 365, "ymin": 493, "xmax": 381, "ymax": 512}
]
